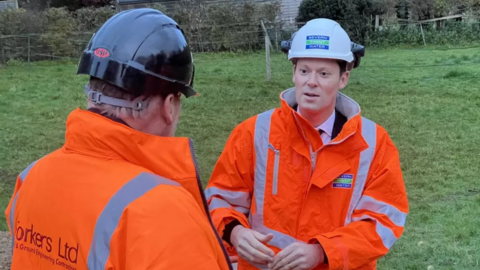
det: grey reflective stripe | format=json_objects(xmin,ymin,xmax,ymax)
[
  {"xmin": 209, "ymin": 197, "xmax": 249, "ymax": 214},
  {"xmin": 252, "ymin": 109, "xmax": 303, "ymax": 249},
  {"xmin": 205, "ymin": 187, "xmax": 251, "ymax": 208},
  {"xmin": 352, "ymin": 215, "xmax": 397, "ymax": 249},
  {"xmin": 87, "ymin": 172, "xmax": 179, "ymax": 270},
  {"xmin": 355, "ymin": 195, "xmax": 407, "ymax": 227},
  {"xmin": 253, "ymin": 109, "xmax": 274, "ymax": 221},
  {"xmin": 268, "ymin": 144, "xmax": 280, "ymax": 196},
  {"xmin": 344, "ymin": 118, "xmax": 402, "ymax": 249},
  {"xmin": 11, "ymin": 160, "xmax": 39, "ymax": 253},
  {"xmin": 10, "ymin": 193, "xmax": 19, "ymax": 253},
  {"xmin": 250, "ymin": 214, "xmax": 299, "ymax": 249},
  {"xmin": 344, "ymin": 117, "xmax": 377, "ymax": 226},
  {"xmin": 19, "ymin": 160, "xmax": 39, "ymax": 183}
]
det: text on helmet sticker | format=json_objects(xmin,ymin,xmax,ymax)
[
  {"xmin": 94, "ymin": 48, "xmax": 110, "ymax": 58},
  {"xmin": 306, "ymin": 35, "xmax": 330, "ymax": 50}
]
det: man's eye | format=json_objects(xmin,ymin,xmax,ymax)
[
  {"xmin": 320, "ymin": 72, "xmax": 329, "ymax": 76},
  {"xmin": 301, "ymin": 69, "xmax": 308, "ymax": 73}
]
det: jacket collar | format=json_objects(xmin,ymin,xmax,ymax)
[
  {"xmin": 62, "ymin": 109, "xmax": 207, "ymax": 213},
  {"xmin": 278, "ymin": 88, "xmax": 363, "ymax": 153}
]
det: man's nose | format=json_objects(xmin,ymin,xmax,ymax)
[{"xmin": 307, "ymin": 73, "xmax": 318, "ymax": 88}]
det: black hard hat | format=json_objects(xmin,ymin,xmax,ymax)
[{"xmin": 77, "ymin": 8, "xmax": 196, "ymax": 98}]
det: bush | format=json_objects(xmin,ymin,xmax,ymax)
[
  {"xmin": 0, "ymin": 2, "xmax": 282, "ymax": 63},
  {"xmin": 171, "ymin": 0, "xmax": 281, "ymax": 52},
  {"xmin": 0, "ymin": 8, "xmax": 42, "ymax": 35},
  {"xmin": 75, "ymin": 6, "xmax": 115, "ymax": 32},
  {"xmin": 0, "ymin": 9, "xmax": 44, "ymax": 62},
  {"xmin": 367, "ymin": 21, "xmax": 480, "ymax": 47},
  {"xmin": 296, "ymin": 0, "xmax": 381, "ymax": 44},
  {"xmin": 40, "ymin": 7, "xmax": 77, "ymax": 57},
  {"xmin": 1, "ymin": 2, "xmax": 479, "ymax": 64},
  {"xmin": 296, "ymin": 0, "xmax": 480, "ymax": 47}
]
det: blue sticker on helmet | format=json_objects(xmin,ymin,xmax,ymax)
[{"xmin": 306, "ymin": 35, "xmax": 330, "ymax": 50}]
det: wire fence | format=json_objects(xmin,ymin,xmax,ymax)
[
  {"xmin": 0, "ymin": 29, "xmax": 277, "ymax": 65},
  {"xmin": 0, "ymin": 32, "xmax": 93, "ymax": 64},
  {"xmin": 2, "ymin": 35, "xmax": 479, "ymax": 72},
  {"xmin": 1, "ymin": 19, "xmax": 480, "ymax": 67}
]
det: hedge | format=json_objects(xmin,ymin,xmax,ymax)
[
  {"xmin": 367, "ymin": 20, "xmax": 480, "ymax": 47},
  {"xmin": 0, "ymin": 1, "xmax": 282, "ymax": 63},
  {"xmin": 1, "ymin": 3, "xmax": 478, "ymax": 64}
]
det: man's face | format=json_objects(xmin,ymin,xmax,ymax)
[{"xmin": 293, "ymin": 58, "xmax": 349, "ymax": 115}]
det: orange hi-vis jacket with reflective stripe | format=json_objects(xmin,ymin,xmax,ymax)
[
  {"xmin": 5, "ymin": 109, "xmax": 232, "ymax": 270},
  {"xmin": 206, "ymin": 88, "xmax": 409, "ymax": 270}
]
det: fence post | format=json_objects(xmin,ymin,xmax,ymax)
[
  {"xmin": 260, "ymin": 20, "xmax": 272, "ymax": 81},
  {"xmin": 1, "ymin": 37, "xmax": 5, "ymax": 65},
  {"xmin": 28, "ymin": 34, "xmax": 31, "ymax": 64},
  {"xmin": 275, "ymin": 30, "xmax": 278, "ymax": 50},
  {"xmin": 265, "ymin": 35, "xmax": 271, "ymax": 81},
  {"xmin": 419, "ymin": 23, "xmax": 426, "ymax": 46}
]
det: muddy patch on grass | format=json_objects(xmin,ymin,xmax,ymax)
[{"xmin": 0, "ymin": 231, "xmax": 11, "ymax": 269}]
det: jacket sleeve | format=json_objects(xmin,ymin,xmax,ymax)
[
  {"xmin": 311, "ymin": 128, "xmax": 409, "ymax": 269},
  {"xmin": 5, "ymin": 175, "xmax": 23, "ymax": 236},
  {"xmin": 107, "ymin": 184, "xmax": 229, "ymax": 270},
  {"xmin": 4, "ymin": 158, "xmax": 40, "ymax": 236},
  {"xmin": 205, "ymin": 120, "xmax": 256, "ymax": 253}
]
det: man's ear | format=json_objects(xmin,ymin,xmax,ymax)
[
  {"xmin": 339, "ymin": 71, "xmax": 350, "ymax": 90},
  {"xmin": 292, "ymin": 64, "xmax": 296, "ymax": 83},
  {"xmin": 160, "ymin": 94, "xmax": 176, "ymax": 125}
]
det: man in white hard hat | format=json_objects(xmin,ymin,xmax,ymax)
[{"xmin": 206, "ymin": 18, "xmax": 409, "ymax": 270}]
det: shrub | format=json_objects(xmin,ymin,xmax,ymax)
[
  {"xmin": 75, "ymin": 6, "xmax": 115, "ymax": 32},
  {"xmin": 0, "ymin": 2, "xmax": 271, "ymax": 63},
  {"xmin": 171, "ymin": 0, "xmax": 282, "ymax": 52},
  {"xmin": 296, "ymin": 0, "xmax": 383, "ymax": 44},
  {"xmin": 40, "ymin": 7, "xmax": 77, "ymax": 58},
  {"xmin": 0, "ymin": 9, "xmax": 44, "ymax": 62},
  {"xmin": 367, "ymin": 21, "xmax": 480, "ymax": 47}
]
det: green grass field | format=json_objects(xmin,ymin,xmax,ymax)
[{"xmin": 1, "ymin": 47, "xmax": 479, "ymax": 269}]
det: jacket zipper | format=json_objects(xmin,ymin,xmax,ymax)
[
  {"xmin": 189, "ymin": 139, "xmax": 233, "ymax": 270},
  {"xmin": 268, "ymin": 144, "xmax": 280, "ymax": 195},
  {"xmin": 291, "ymin": 113, "xmax": 314, "ymax": 239}
]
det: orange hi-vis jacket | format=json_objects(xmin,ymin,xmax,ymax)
[
  {"xmin": 206, "ymin": 88, "xmax": 409, "ymax": 270},
  {"xmin": 5, "ymin": 109, "xmax": 232, "ymax": 270}
]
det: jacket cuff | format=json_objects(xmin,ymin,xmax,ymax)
[
  {"xmin": 308, "ymin": 237, "xmax": 329, "ymax": 266},
  {"xmin": 310, "ymin": 235, "xmax": 345, "ymax": 270},
  {"xmin": 211, "ymin": 210, "xmax": 250, "ymax": 255},
  {"xmin": 222, "ymin": 219, "xmax": 241, "ymax": 245}
]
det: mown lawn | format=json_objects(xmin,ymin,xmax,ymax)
[{"xmin": 0, "ymin": 47, "xmax": 479, "ymax": 269}]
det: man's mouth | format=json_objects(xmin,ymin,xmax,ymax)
[{"xmin": 304, "ymin": 92, "xmax": 319, "ymax": 97}]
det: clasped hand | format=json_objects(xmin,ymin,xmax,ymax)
[
  {"xmin": 268, "ymin": 242, "xmax": 324, "ymax": 270},
  {"xmin": 230, "ymin": 226, "xmax": 324, "ymax": 270}
]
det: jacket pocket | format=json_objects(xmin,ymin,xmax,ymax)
[{"xmin": 268, "ymin": 144, "xmax": 280, "ymax": 195}]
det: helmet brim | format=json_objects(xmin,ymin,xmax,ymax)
[{"xmin": 288, "ymin": 51, "xmax": 354, "ymax": 63}]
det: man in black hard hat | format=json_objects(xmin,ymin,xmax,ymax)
[{"xmin": 5, "ymin": 8, "xmax": 233, "ymax": 270}]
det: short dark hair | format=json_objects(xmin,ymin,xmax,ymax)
[{"xmin": 337, "ymin": 60, "xmax": 347, "ymax": 75}]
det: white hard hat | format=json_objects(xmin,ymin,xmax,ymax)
[{"xmin": 288, "ymin": 18, "xmax": 354, "ymax": 63}]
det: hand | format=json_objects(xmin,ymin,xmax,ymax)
[
  {"xmin": 268, "ymin": 242, "xmax": 325, "ymax": 270},
  {"xmin": 230, "ymin": 225, "xmax": 275, "ymax": 265}
]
